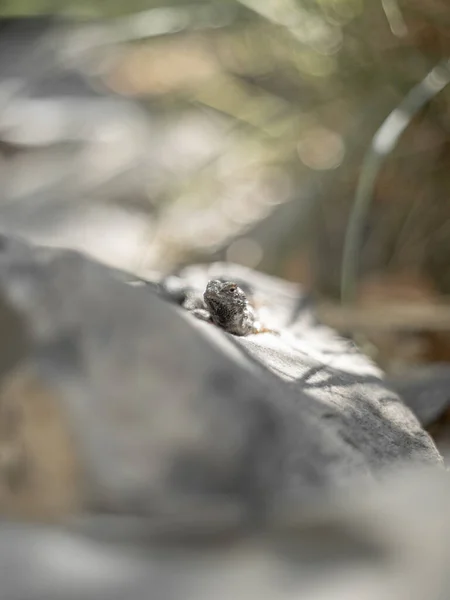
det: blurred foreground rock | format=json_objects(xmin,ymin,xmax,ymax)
[
  {"xmin": 0, "ymin": 467, "xmax": 449, "ymax": 600},
  {"xmin": 0, "ymin": 235, "xmax": 442, "ymax": 520},
  {"xmin": 0, "ymin": 235, "xmax": 446, "ymax": 599}
]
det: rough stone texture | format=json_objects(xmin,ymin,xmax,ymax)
[
  {"xmin": 0, "ymin": 236, "xmax": 442, "ymax": 524},
  {"xmin": 0, "ymin": 236, "xmax": 447, "ymax": 600},
  {"xmin": 171, "ymin": 262, "xmax": 443, "ymax": 472}
]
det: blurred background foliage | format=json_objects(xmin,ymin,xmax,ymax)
[{"xmin": 1, "ymin": 0, "xmax": 450, "ymax": 373}]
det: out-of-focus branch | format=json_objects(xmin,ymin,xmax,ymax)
[
  {"xmin": 381, "ymin": 0, "xmax": 408, "ymax": 37},
  {"xmin": 319, "ymin": 301, "xmax": 450, "ymax": 332},
  {"xmin": 341, "ymin": 59, "xmax": 450, "ymax": 306}
]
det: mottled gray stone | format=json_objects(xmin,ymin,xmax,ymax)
[
  {"xmin": 171, "ymin": 262, "xmax": 443, "ymax": 473},
  {"xmin": 0, "ymin": 238, "xmax": 442, "ymax": 522},
  {"xmin": 0, "ymin": 237, "xmax": 447, "ymax": 600}
]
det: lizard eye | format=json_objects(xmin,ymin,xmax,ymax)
[{"xmin": 227, "ymin": 284, "xmax": 237, "ymax": 293}]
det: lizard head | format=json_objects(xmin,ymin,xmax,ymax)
[{"xmin": 203, "ymin": 280, "xmax": 248, "ymax": 315}]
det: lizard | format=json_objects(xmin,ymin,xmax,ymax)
[{"xmin": 183, "ymin": 279, "xmax": 275, "ymax": 337}]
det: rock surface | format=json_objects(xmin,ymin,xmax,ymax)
[
  {"xmin": 0, "ymin": 236, "xmax": 447, "ymax": 600},
  {"xmin": 168, "ymin": 262, "xmax": 443, "ymax": 471},
  {"xmin": 0, "ymin": 236, "xmax": 442, "ymax": 523},
  {"xmin": 0, "ymin": 467, "xmax": 449, "ymax": 600}
]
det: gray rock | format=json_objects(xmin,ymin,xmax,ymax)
[
  {"xmin": 387, "ymin": 364, "xmax": 450, "ymax": 426},
  {"xmin": 0, "ymin": 466, "xmax": 449, "ymax": 600},
  {"xmin": 0, "ymin": 237, "xmax": 442, "ymax": 524},
  {"xmin": 171, "ymin": 262, "xmax": 443, "ymax": 473},
  {"xmin": 0, "ymin": 236, "xmax": 446, "ymax": 600}
]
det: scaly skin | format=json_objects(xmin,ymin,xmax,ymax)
[{"xmin": 203, "ymin": 280, "xmax": 257, "ymax": 336}]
